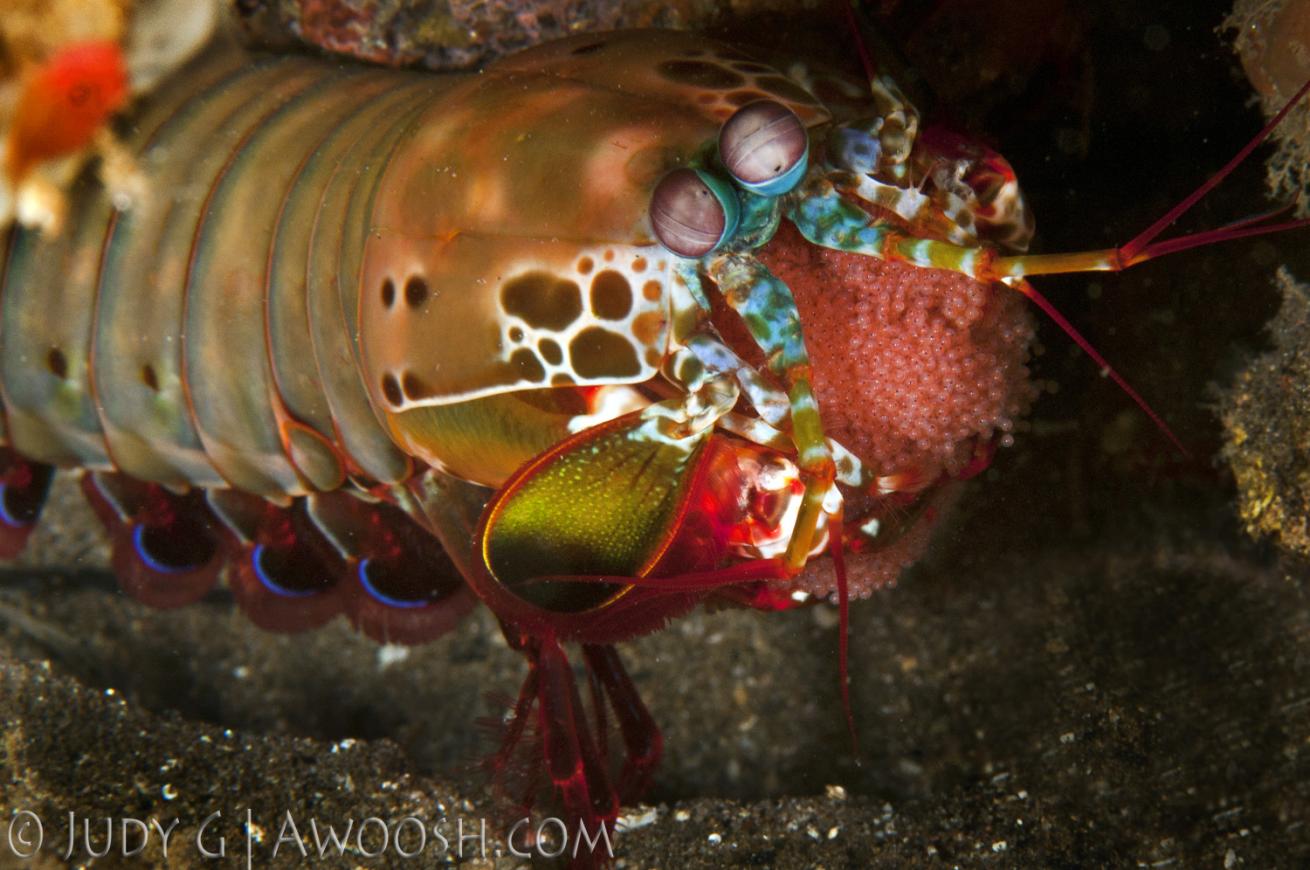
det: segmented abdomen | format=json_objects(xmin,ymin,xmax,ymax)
[{"xmin": 0, "ymin": 48, "xmax": 458, "ymax": 499}]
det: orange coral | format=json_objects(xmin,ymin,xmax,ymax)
[{"xmin": 3, "ymin": 40, "xmax": 128, "ymax": 184}]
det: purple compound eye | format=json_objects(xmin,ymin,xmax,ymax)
[
  {"xmin": 649, "ymin": 167, "xmax": 740, "ymax": 258},
  {"xmin": 718, "ymin": 100, "xmax": 809, "ymax": 196}
]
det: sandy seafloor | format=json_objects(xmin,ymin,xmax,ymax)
[{"xmin": 5, "ymin": 0, "xmax": 1310, "ymax": 866}]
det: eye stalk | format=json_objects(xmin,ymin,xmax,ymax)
[
  {"xmin": 718, "ymin": 100, "xmax": 809, "ymax": 196},
  {"xmin": 649, "ymin": 167, "xmax": 741, "ymax": 258}
]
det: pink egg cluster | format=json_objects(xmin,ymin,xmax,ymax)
[
  {"xmin": 760, "ymin": 223, "xmax": 1037, "ymax": 481},
  {"xmin": 717, "ymin": 221, "xmax": 1038, "ymax": 596}
]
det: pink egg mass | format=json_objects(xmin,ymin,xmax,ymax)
[{"xmin": 717, "ymin": 220, "xmax": 1038, "ymax": 597}]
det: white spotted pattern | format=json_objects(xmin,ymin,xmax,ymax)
[{"xmin": 494, "ymin": 244, "xmax": 672, "ymax": 387}]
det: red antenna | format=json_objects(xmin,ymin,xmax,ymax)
[{"xmin": 840, "ymin": 1, "xmax": 881, "ymax": 87}]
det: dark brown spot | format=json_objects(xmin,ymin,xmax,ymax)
[
  {"xmin": 380, "ymin": 278, "xmax": 396, "ymax": 308},
  {"xmin": 632, "ymin": 311, "xmax": 666, "ymax": 345},
  {"xmin": 726, "ymin": 89, "xmax": 768, "ymax": 107},
  {"xmin": 509, "ymin": 326, "xmax": 525, "ymax": 343},
  {"xmin": 645, "ymin": 348, "xmax": 663, "ymax": 367},
  {"xmin": 404, "ymin": 275, "xmax": 429, "ymax": 308},
  {"xmin": 755, "ymin": 75, "xmax": 819, "ymax": 105},
  {"xmin": 141, "ymin": 364, "xmax": 159, "ymax": 391},
  {"xmin": 590, "ymin": 271, "xmax": 633, "ymax": 320},
  {"xmin": 402, "ymin": 371, "xmax": 434, "ymax": 400},
  {"xmin": 509, "ymin": 348, "xmax": 546, "ymax": 382},
  {"xmin": 569, "ymin": 327, "xmax": 641, "ymax": 379},
  {"xmin": 643, "ymin": 279, "xmax": 663, "ymax": 301},
  {"xmin": 539, "ymin": 338, "xmax": 563, "ymax": 366},
  {"xmin": 551, "ymin": 372, "xmax": 576, "ymax": 387},
  {"xmin": 677, "ymin": 355, "xmax": 705, "ymax": 385},
  {"xmin": 571, "ymin": 40, "xmax": 606, "ymax": 55},
  {"xmin": 381, "ymin": 373, "xmax": 403, "ymax": 406},
  {"xmin": 577, "ymin": 256, "xmax": 594, "ymax": 275},
  {"xmin": 658, "ymin": 60, "xmax": 744, "ymax": 90},
  {"xmin": 501, "ymin": 272, "xmax": 582, "ymax": 331},
  {"xmin": 46, "ymin": 348, "xmax": 67, "ymax": 379},
  {"xmin": 631, "ymin": 256, "xmax": 647, "ymax": 273}
]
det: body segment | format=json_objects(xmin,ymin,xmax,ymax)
[{"xmin": 1, "ymin": 50, "xmax": 441, "ymax": 495}]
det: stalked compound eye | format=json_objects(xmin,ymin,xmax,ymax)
[
  {"xmin": 649, "ymin": 167, "xmax": 741, "ymax": 258},
  {"xmin": 718, "ymin": 100, "xmax": 809, "ymax": 196}
]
